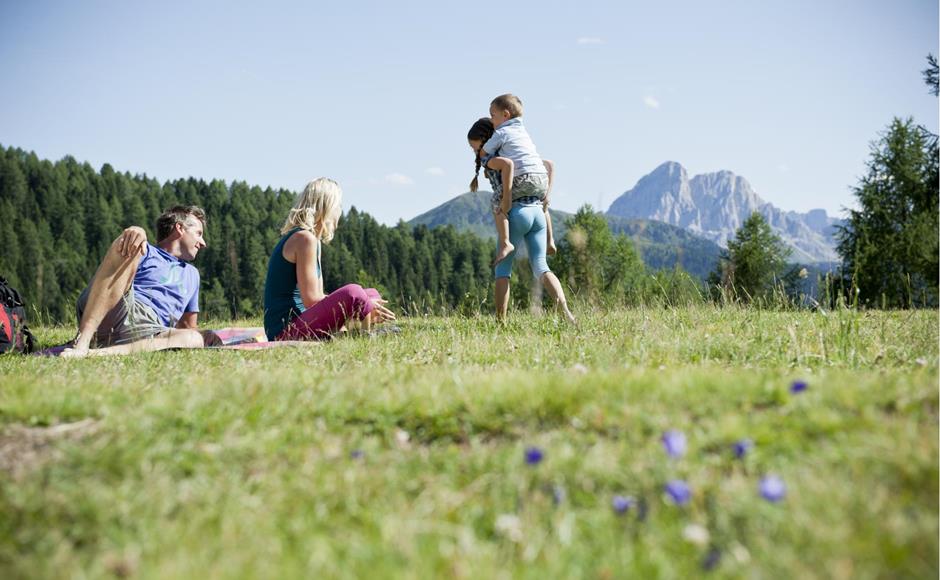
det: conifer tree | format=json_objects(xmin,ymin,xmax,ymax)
[{"xmin": 710, "ymin": 212, "xmax": 791, "ymax": 302}]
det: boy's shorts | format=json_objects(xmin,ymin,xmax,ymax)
[
  {"xmin": 76, "ymin": 286, "xmax": 169, "ymax": 347},
  {"xmin": 490, "ymin": 173, "xmax": 549, "ymax": 213}
]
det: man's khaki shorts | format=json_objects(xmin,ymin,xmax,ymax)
[{"xmin": 76, "ymin": 286, "xmax": 168, "ymax": 347}]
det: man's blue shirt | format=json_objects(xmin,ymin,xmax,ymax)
[{"xmin": 132, "ymin": 243, "xmax": 200, "ymax": 326}]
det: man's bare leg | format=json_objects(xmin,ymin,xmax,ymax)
[
  {"xmin": 63, "ymin": 235, "xmax": 143, "ymax": 356},
  {"xmin": 73, "ymin": 329, "xmax": 204, "ymax": 357},
  {"xmin": 540, "ymin": 272, "xmax": 576, "ymax": 324}
]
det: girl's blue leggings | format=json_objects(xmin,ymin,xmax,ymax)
[{"xmin": 494, "ymin": 202, "xmax": 551, "ymax": 279}]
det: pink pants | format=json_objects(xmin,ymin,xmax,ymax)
[{"xmin": 276, "ymin": 284, "xmax": 381, "ymax": 340}]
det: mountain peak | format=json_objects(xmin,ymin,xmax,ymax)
[
  {"xmin": 650, "ymin": 160, "xmax": 687, "ymax": 178},
  {"xmin": 607, "ymin": 162, "xmax": 842, "ymax": 263}
]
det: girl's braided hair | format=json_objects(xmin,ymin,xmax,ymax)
[{"xmin": 467, "ymin": 117, "xmax": 495, "ymax": 192}]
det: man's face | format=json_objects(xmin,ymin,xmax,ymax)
[
  {"xmin": 177, "ymin": 217, "xmax": 206, "ymax": 261},
  {"xmin": 489, "ymin": 104, "xmax": 511, "ymax": 128}
]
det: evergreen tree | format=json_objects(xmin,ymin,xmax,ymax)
[
  {"xmin": 832, "ymin": 54, "xmax": 939, "ymax": 308},
  {"xmin": 552, "ymin": 205, "xmax": 646, "ymax": 303},
  {"xmin": 835, "ymin": 117, "xmax": 938, "ymax": 307},
  {"xmin": 710, "ymin": 212, "xmax": 791, "ymax": 303}
]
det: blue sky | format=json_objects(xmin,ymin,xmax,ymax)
[{"xmin": 1, "ymin": 0, "xmax": 937, "ymax": 225}]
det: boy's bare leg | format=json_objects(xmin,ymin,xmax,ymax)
[
  {"xmin": 493, "ymin": 211, "xmax": 515, "ymax": 265},
  {"xmin": 63, "ymin": 235, "xmax": 143, "ymax": 356},
  {"xmin": 73, "ymin": 329, "xmax": 204, "ymax": 358},
  {"xmin": 545, "ymin": 208, "xmax": 557, "ymax": 256},
  {"xmin": 540, "ymin": 272, "xmax": 576, "ymax": 324},
  {"xmin": 494, "ymin": 277, "xmax": 511, "ymax": 321}
]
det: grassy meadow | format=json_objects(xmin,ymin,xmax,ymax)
[{"xmin": 0, "ymin": 305, "xmax": 937, "ymax": 578}]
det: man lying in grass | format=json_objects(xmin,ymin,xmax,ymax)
[{"xmin": 61, "ymin": 206, "xmax": 208, "ymax": 358}]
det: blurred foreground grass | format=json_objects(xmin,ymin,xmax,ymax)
[{"xmin": 0, "ymin": 306, "xmax": 937, "ymax": 578}]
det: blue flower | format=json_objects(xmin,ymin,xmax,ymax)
[
  {"xmin": 349, "ymin": 449, "xmax": 364, "ymax": 460},
  {"xmin": 665, "ymin": 480, "xmax": 691, "ymax": 505},
  {"xmin": 759, "ymin": 475, "xmax": 787, "ymax": 502},
  {"xmin": 701, "ymin": 547, "xmax": 722, "ymax": 571},
  {"xmin": 732, "ymin": 438, "xmax": 754, "ymax": 459},
  {"xmin": 524, "ymin": 446, "xmax": 544, "ymax": 465},
  {"xmin": 611, "ymin": 495, "xmax": 636, "ymax": 514},
  {"xmin": 662, "ymin": 430, "xmax": 687, "ymax": 458},
  {"xmin": 790, "ymin": 380, "xmax": 808, "ymax": 393}
]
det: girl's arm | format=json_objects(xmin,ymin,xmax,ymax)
[
  {"xmin": 542, "ymin": 159, "xmax": 557, "ymax": 254},
  {"xmin": 287, "ymin": 230, "xmax": 326, "ymax": 308},
  {"xmin": 487, "ymin": 156, "xmax": 515, "ymax": 213},
  {"xmin": 542, "ymin": 159, "xmax": 554, "ymax": 207}
]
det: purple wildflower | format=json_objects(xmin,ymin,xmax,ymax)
[
  {"xmin": 665, "ymin": 480, "xmax": 691, "ymax": 505},
  {"xmin": 662, "ymin": 430, "xmax": 687, "ymax": 458},
  {"xmin": 790, "ymin": 380, "xmax": 808, "ymax": 393},
  {"xmin": 552, "ymin": 485, "xmax": 566, "ymax": 505},
  {"xmin": 759, "ymin": 475, "xmax": 787, "ymax": 502},
  {"xmin": 611, "ymin": 495, "xmax": 636, "ymax": 515},
  {"xmin": 349, "ymin": 449, "xmax": 364, "ymax": 460},
  {"xmin": 637, "ymin": 497, "xmax": 649, "ymax": 521},
  {"xmin": 701, "ymin": 547, "xmax": 722, "ymax": 571},
  {"xmin": 732, "ymin": 439, "xmax": 754, "ymax": 459},
  {"xmin": 524, "ymin": 446, "xmax": 544, "ymax": 465}
]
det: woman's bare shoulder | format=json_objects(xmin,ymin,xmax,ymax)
[
  {"xmin": 282, "ymin": 228, "xmax": 318, "ymax": 259},
  {"xmin": 285, "ymin": 229, "xmax": 317, "ymax": 246}
]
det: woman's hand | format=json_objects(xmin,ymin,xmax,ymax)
[{"xmin": 368, "ymin": 298, "xmax": 396, "ymax": 324}]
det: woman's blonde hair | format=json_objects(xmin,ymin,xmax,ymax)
[{"xmin": 280, "ymin": 178, "xmax": 343, "ymax": 242}]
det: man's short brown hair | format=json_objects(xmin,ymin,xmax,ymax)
[
  {"xmin": 156, "ymin": 205, "xmax": 206, "ymax": 242},
  {"xmin": 491, "ymin": 94, "xmax": 524, "ymax": 118}
]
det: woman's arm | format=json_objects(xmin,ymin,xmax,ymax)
[
  {"xmin": 486, "ymin": 156, "xmax": 515, "ymax": 213},
  {"xmin": 285, "ymin": 230, "xmax": 326, "ymax": 308}
]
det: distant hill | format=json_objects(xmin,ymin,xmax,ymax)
[
  {"xmin": 607, "ymin": 161, "xmax": 843, "ymax": 263},
  {"xmin": 408, "ymin": 191, "xmax": 723, "ymax": 279}
]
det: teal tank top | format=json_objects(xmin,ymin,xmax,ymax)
[{"xmin": 263, "ymin": 228, "xmax": 318, "ymax": 339}]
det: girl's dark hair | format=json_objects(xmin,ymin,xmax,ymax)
[{"xmin": 467, "ymin": 117, "xmax": 494, "ymax": 192}]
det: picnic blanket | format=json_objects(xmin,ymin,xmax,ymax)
[{"xmin": 33, "ymin": 327, "xmax": 314, "ymax": 356}]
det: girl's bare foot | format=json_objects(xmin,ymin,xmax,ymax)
[{"xmin": 559, "ymin": 302, "xmax": 577, "ymax": 325}]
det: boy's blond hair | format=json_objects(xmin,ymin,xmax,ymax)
[
  {"xmin": 491, "ymin": 94, "xmax": 524, "ymax": 118},
  {"xmin": 280, "ymin": 178, "xmax": 343, "ymax": 243}
]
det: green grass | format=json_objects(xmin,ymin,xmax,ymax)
[{"xmin": 1, "ymin": 306, "xmax": 937, "ymax": 578}]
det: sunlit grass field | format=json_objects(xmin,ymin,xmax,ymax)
[{"xmin": 1, "ymin": 306, "xmax": 937, "ymax": 578}]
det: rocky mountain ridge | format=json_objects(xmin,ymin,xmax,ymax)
[{"xmin": 606, "ymin": 161, "xmax": 842, "ymax": 263}]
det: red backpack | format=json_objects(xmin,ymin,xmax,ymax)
[{"xmin": 0, "ymin": 276, "xmax": 35, "ymax": 354}]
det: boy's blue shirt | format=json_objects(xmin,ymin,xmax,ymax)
[{"xmin": 482, "ymin": 118, "xmax": 547, "ymax": 177}]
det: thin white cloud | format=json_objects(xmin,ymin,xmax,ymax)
[
  {"xmin": 643, "ymin": 96, "xmax": 660, "ymax": 109},
  {"xmin": 384, "ymin": 173, "xmax": 414, "ymax": 186},
  {"xmin": 425, "ymin": 167, "xmax": 445, "ymax": 177},
  {"xmin": 777, "ymin": 163, "xmax": 790, "ymax": 173},
  {"xmin": 577, "ymin": 37, "xmax": 603, "ymax": 45}
]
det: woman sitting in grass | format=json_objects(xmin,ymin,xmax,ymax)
[{"xmin": 263, "ymin": 178, "xmax": 396, "ymax": 341}]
